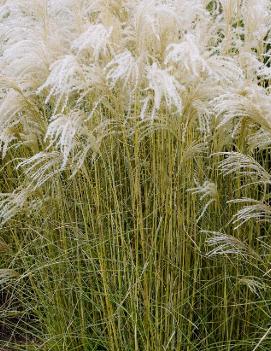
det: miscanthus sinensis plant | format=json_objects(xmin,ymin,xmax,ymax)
[{"xmin": 1, "ymin": 0, "xmax": 271, "ymax": 350}]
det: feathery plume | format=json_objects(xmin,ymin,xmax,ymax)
[
  {"xmin": 0, "ymin": 187, "xmax": 32, "ymax": 225},
  {"xmin": 72, "ymin": 24, "xmax": 112, "ymax": 60},
  {"xmin": 105, "ymin": 50, "xmax": 140, "ymax": 89},
  {"xmin": 17, "ymin": 151, "xmax": 62, "ymax": 189},
  {"xmin": 228, "ymin": 198, "xmax": 271, "ymax": 229},
  {"xmin": 218, "ymin": 152, "xmax": 271, "ymax": 185},
  {"xmin": 165, "ymin": 33, "xmax": 208, "ymax": 78},
  {"xmin": 147, "ymin": 63, "xmax": 184, "ymax": 113},
  {"xmin": 189, "ymin": 180, "xmax": 218, "ymax": 222},
  {"xmin": 45, "ymin": 110, "xmax": 85, "ymax": 167},
  {"xmin": 205, "ymin": 231, "xmax": 252, "ymax": 258},
  {"xmin": 37, "ymin": 55, "xmax": 86, "ymax": 112}
]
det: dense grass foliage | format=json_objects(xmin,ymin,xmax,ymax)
[{"xmin": 1, "ymin": 0, "xmax": 271, "ymax": 350}]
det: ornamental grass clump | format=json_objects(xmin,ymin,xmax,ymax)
[{"xmin": 1, "ymin": 0, "xmax": 271, "ymax": 350}]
